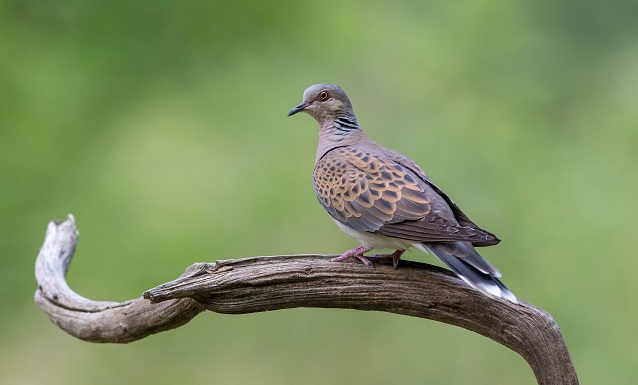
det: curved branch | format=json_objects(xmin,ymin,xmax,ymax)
[
  {"xmin": 34, "ymin": 215, "xmax": 205, "ymax": 343},
  {"xmin": 34, "ymin": 215, "xmax": 578, "ymax": 384}
]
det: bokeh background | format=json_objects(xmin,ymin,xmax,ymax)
[{"xmin": 2, "ymin": 1, "xmax": 637, "ymax": 384}]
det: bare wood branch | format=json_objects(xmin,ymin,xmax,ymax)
[
  {"xmin": 35, "ymin": 215, "xmax": 578, "ymax": 384},
  {"xmin": 34, "ymin": 215, "xmax": 205, "ymax": 343}
]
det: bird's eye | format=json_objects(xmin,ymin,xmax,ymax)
[{"xmin": 318, "ymin": 90, "xmax": 331, "ymax": 101}]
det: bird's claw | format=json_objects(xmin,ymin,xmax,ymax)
[
  {"xmin": 328, "ymin": 255, "xmax": 373, "ymax": 266},
  {"xmin": 356, "ymin": 255, "xmax": 373, "ymax": 266},
  {"xmin": 328, "ymin": 246, "xmax": 373, "ymax": 267}
]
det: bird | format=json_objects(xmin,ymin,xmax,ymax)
[{"xmin": 288, "ymin": 84, "xmax": 516, "ymax": 302}]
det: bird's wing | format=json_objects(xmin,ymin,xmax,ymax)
[
  {"xmin": 385, "ymin": 150, "xmax": 500, "ymax": 246},
  {"xmin": 313, "ymin": 147, "xmax": 499, "ymax": 245}
]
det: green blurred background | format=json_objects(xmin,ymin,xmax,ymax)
[{"xmin": 2, "ymin": 0, "xmax": 637, "ymax": 383}]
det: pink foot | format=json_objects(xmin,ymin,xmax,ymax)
[
  {"xmin": 371, "ymin": 249, "xmax": 405, "ymax": 269},
  {"xmin": 329, "ymin": 245, "xmax": 373, "ymax": 266}
]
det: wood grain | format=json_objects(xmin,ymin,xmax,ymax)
[{"xmin": 35, "ymin": 215, "xmax": 578, "ymax": 384}]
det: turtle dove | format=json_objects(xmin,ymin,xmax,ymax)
[{"xmin": 288, "ymin": 84, "xmax": 516, "ymax": 302}]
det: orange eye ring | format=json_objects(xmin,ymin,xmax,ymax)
[{"xmin": 318, "ymin": 90, "xmax": 331, "ymax": 101}]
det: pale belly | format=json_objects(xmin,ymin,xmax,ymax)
[{"xmin": 332, "ymin": 219, "xmax": 423, "ymax": 252}]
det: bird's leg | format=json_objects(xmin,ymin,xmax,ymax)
[
  {"xmin": 391, "ymin": 249, "xmax": 405, "ymax": 269},
  {"xmin": 329, "ymin": 245, "xmax": 373, "ymax": 266},
  {"xmin": 370, "ymin": 249, "xmax": 406, "ymax": 269}
]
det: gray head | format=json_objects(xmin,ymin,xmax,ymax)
[{"xmin": 288, "ymin": 84, "xmax": 357, "ymax": 127}]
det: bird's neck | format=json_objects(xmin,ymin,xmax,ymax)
[{"xmin": 315, "ymin": 114, "xmax": 370, "ymax": 163}]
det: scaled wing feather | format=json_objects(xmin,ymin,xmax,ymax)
[{"xmin": 313, "ymin": 147, "xmax": 499, "ymax": 245}]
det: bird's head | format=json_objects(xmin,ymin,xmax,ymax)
[{"xmin": 288, "ymin": 84, "xmax": 355, "ymax": 126}]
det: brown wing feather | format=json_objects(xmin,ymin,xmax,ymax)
[
  {"xmin": 313, "ymin": 147, "xmax": 430, "ymax": 232},
  {"xmin": 385, "ymin": 150, "xmax": 500, "ymax": 246},
  {"xmin": 313, "ymin": 147, "xmax": 499, "ymax": 245}
]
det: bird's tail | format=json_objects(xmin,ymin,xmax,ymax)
[{"xmin": 415, "ymin": 242, "xmax": 517, "ymax": 303}]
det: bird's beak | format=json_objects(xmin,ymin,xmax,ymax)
[{"xmin": 288, "ymin": 102, "xmax": 310, "ymax": 117}]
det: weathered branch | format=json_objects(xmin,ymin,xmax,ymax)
[{"xmin": 35, "ymin": 215, "xmax": 578, "ymax": 384}]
